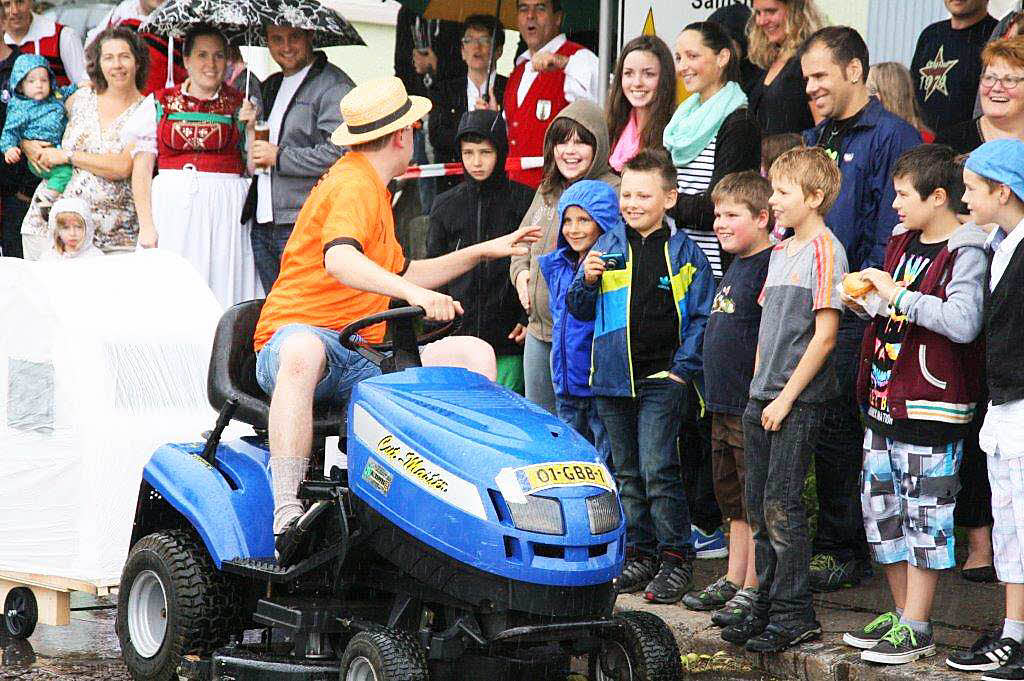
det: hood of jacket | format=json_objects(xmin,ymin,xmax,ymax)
[
  {"xmin": 553, "ymin": 179, "xmax": 621, "ymax": 255},
  {"xmin": 550, "ymin": 98, "xmax": 613, "ymax": 185},
  {"xmin": 539, "ymin": 180, "xmax": 622, "ymax": 399},
  {"xmin": 48, "ymin": 197, "xmax": 98, "ymax": 258},
  {"xmin": 9, "ymin": 54, "xmax": 56, "ymax": 100},
  {"xmin": 455, "ymin": 109, "xmax": 509, "ymax": 190}
]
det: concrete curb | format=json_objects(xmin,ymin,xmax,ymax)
[{"xmin": 618, "ymin": 594, "xmax": 970, "ymax": 681}]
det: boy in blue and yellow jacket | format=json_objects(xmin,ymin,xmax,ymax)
[
  {"xmin": 539, "ymin": 179, "xmax": 616, "ymax": 462},
  {"xmin": 567, "ymin": 149, "xmax": 714, "ymax": 604}
]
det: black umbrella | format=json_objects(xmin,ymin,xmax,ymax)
[
  {"xmin": 250, "ymin": 0, "xmax": 365, "ymax": 49},
  {"xmin": 139, "ymin": 0, "xmax": 261, "ymax": 45}
]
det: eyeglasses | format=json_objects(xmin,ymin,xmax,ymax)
[
  {"xmin": 461, "ymin": 36, "xmax": 494, "ymax": 48},
  {"xmin": 981, "ymin": 73, "xmax": 1024, "ymax": 90}
]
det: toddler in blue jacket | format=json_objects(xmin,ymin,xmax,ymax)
[
  {"xmin": 567, "ymin": 149, "xmax": 715, "ymax": 604},
  {"xmin": 538, "ymin": 179, "xmax": 616, "ymax": 462},
  {"xmin": 1, "ymin": 54, "xmax": 76, "ymax": 192}
]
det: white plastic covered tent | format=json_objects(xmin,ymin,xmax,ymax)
[{"xmin": 0, "ymin": 251, "xmax": 228, "ymax": 584}]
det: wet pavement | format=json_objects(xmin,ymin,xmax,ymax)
[
  {"xmin": 0, "ymin": 593, "xmax": 127, "ymax": 681},
  {"xmin": 0, "ymin": 553, "xmax": 1002, "ymax": 680}
]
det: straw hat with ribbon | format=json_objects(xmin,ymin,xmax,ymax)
[{"xmin": 332, "ymin": 77, "xmax": 432, "ymax": 146}]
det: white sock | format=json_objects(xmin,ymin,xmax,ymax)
[
  {"xmin": 1003, "ymin": 618, "xmax": 1024, "ymax": 643},
  {"xmin": 270, "ymin": 456, "xmax": 308, "ymax": 535}
]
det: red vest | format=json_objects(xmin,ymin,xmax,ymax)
[
  {"xmin": 155, "ymin": 85, "xmax": 245, "ymax": 175},
  {"xmin": 118, "ymin": 18, "xmax": 186, "ymax": 95},
  {"xmin": 19, "ymin": 23, "xmax": 70, "ymax": 86},
  {"xmin": 503, "ymin": 39, "xmax": 584, "ymax": 188}
]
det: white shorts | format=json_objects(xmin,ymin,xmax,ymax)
[{"xmin": 988, "ymin": 452, "xmax": 1024, "ymax": 584}]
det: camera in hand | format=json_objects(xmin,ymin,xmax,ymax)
[{"xmin": 599, "ymin": 252, "xmax": 626, "ymax": 270}]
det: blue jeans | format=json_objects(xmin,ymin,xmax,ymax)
[
  {"xmin": 596, "ymin": 378, "xmax": 693, "ymax": 559},
  {"xmin": 523, "ymin": 334, "xmax": 556, "ymax": 414},
  {"xmin": 555, "ymin": 393, "xmax": 611, "ymax": 464},
  {"xmin": 744, "ymin": 398, "xmax": 824, "ymax": 626},
  {"xmin": 251, "ymin": 222, "xmax": 294, "ymax": 294},
  {"xmin": 255, "ymin": 324, "xmax": 380, "ymax": 407},
  {"xmin": 813, "ymin": 311, "xmax": 869, "ymax": 562}
]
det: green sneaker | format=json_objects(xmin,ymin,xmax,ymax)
[
  {"xmin": 861, "ymin": 623, "xmax": 936, "ymax": 665},
  {"xmin": 842, "ymin": 611, "xmax": 900, "ymax": 650},
  {"xmin": 682, "ymin": 576, "xmax": 739, "ymax": 611},
  {"xmin": 711, "ymin": 588, "xmax": 757, "ymax": 628},
  {"xmin": 809, "ymin": 553, "xmax": 861, "ymax": 592}
]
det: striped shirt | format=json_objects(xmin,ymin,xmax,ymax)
[
  {"xmin": 676, "ymin": 138, "xmax": 723, "ymax": 277},
  {"xmin": 749, "ymin": 229, "xmax": 848, "ymax": 403}
]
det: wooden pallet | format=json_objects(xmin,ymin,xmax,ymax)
[{"xmin": 0, "ymin": 570, "xmax": 118, "ymax": 627}]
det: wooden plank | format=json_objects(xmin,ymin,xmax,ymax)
[{"xmin": 0, "ymin": 570, "xmax": 99, "ymax": 595}]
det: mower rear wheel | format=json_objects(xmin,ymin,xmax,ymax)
[
  {"xmin": 589, "ymin": 611, "xmax": 683, "ymax": 681},
  {"xmin": 3, "ymin": 587, "xmax": 38, "ymax": 639},
  {"xmin": 339, "ymin": 628, "xmax": 428, "ymax": 681},
  {"xmin": 116, "ymin": 529, "xmax": 241, "ymax": 681}
]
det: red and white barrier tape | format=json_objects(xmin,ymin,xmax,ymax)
[{"xmin": 396, "ymin": 156, "xmax": 544, "ymax": 180}]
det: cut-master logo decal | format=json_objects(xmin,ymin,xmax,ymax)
[{"xmin": 352, "ymin": 405, "xmax": 486, "ymax": 519}]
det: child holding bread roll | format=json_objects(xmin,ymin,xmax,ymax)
[{"xmin": 838, "ymin": 144, "xmax": 988, "ymax": 667}]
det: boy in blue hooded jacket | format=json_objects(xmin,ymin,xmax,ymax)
[
  {"xmin": 1, "ymin": 54, "xmax": 76, "ymax": 193},
  {"xmin": 567, "ymin": 149, "xmax": 715, "ymax": 604},
  {"xmin": 538, "ymin": 179, "xmax": 615, "ymax": 462}
]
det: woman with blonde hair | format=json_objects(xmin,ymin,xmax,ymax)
[
  {"xmin": 867, "ymin": 62, "xmax": 934, "ymax": 142},
  {"xmin": 746, "ymin": 0, "xmax": 827, "ymax": 135}
]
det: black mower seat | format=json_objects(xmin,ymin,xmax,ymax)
[{"xmin": 207, "ymin": 299, "xmax": 347, "ymax": 439}]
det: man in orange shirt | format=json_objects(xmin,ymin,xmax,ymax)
[{"xmin": 253, "ymin": 76, "xmax": 539, "ymax": 558}]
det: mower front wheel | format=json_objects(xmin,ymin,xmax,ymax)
[
  {"xmin": 339, "ymin": 628, "xmax": 429, "ymax": 681},
  {"xmin": 589, "ymin": 611, "xmax": 683, "ymax": 681}
]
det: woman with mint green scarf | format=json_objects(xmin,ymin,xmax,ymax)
[{"xmin": 665, "ymin": 21, "xmax": 761, "ymax": 281}]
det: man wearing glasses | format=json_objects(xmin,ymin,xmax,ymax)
[
  {"xmin": 428, "ymin": 15, "xmax": 509, "ymax": 190},
  {"xmin": 504, "ymin": 0, "xmax": 599, "ymax": 188}
]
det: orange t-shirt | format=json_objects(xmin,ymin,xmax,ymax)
[{"xmin": 253, "ymin": 152, "xmax": 407, "ymax": 351}]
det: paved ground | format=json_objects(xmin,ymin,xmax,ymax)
[
  {"xmin": 0, "ymin": 557, "xmax": 1005, "ymax": 680},
  {"xmin": 624, "ymin": 555, "xmax": 1005, "ymax": 681}
]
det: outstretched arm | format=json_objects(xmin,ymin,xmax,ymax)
[{"xmin": 404, "ymin": 224, "xmax": 540, "ymax": 289}]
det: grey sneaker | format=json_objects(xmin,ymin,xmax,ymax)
[
  {"xmin": 843, "ymin": 611, "xmax": 901, "ymax": 649},
  {"xmin": 712, "ymin": 588, "xmax": 757, "ymax": 628},
  {"xmin": 643, "ymin": 554, "xmax": 694, "ymax": 604},
  {"xmin": 861, "ymin": 623, "xmax": 936, "ymax": 665},
  {"xmin": 615, "ymin": 554, "xmax": 657, "ymax": 594},
  {"xmin": 682, "ymin": 576, "xmax": 739, "ymax": 611}
]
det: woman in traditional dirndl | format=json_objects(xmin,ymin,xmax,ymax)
[{"xmin": 130, "ymin": 24, "xmax": 261, "ymax": 307}]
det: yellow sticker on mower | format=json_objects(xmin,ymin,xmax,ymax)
[{"xmin": 516, "ymin": 462, "xmax": 613, "ymax": 494}]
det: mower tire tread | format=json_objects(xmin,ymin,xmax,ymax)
[
  {"xmin": 116, "ymin": 529, "xmax": 242, "ymax": 681},
  {"xmin": 615, "ymin": 610, "xmax": 684, "ymax": 681},
  {"xmin": 339, "ymin": 627, "xmax": 429, "ymax": 681}
]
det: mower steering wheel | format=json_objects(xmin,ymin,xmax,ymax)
[{"xmin": 339, "ymin": 305, "xmax": 459, "ymax": 370}]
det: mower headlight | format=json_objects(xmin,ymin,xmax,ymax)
[
  {"xmin": 586, "ymin": 491, "xmax": 621, "ymax": 535},
  {"xmin": 506, "ymin": 495, "xmax": 564, "ymax": 535}
]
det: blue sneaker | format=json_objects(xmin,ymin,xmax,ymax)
[{"xmin": 691, "ymin": 524, "xmax": 728, "ymax": 559}]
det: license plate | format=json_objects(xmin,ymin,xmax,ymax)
[{"xmin": 516, "ymin": 462, "xmax": 613, "ymax": 494}]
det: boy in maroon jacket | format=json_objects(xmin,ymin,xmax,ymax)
[{"xmin": 839, "ymin": 145, "xmax": 988, "ymax": 665}]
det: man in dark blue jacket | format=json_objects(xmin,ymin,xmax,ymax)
[{"xmin": 799, "ymin": 26, "xmax": 922, "ymax": 592}]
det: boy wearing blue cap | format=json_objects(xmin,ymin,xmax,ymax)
[
  {"xmin": 567, "ymin": 148, "xmax": 714, "ymax": 604},
  {"xmin": 538, "ymin": 179, "xmax": 615, "ymax": 461},
  {"xmin": 946, "ymin": 138, "xmax": 1024, "ymax": 680}
]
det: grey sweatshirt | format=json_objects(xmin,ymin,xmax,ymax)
[{"xmin": 887, "ymin": 223, "xmax": 989, "ymax": 344}]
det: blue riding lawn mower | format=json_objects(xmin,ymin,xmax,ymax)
[{"xmin": 115, "ymin": 302, "xmax": 684, "ymax": 681}]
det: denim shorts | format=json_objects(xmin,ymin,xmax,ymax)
[{"xmin": 255, "ymin": 324, "xmax": 381, "ymax": 408}]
